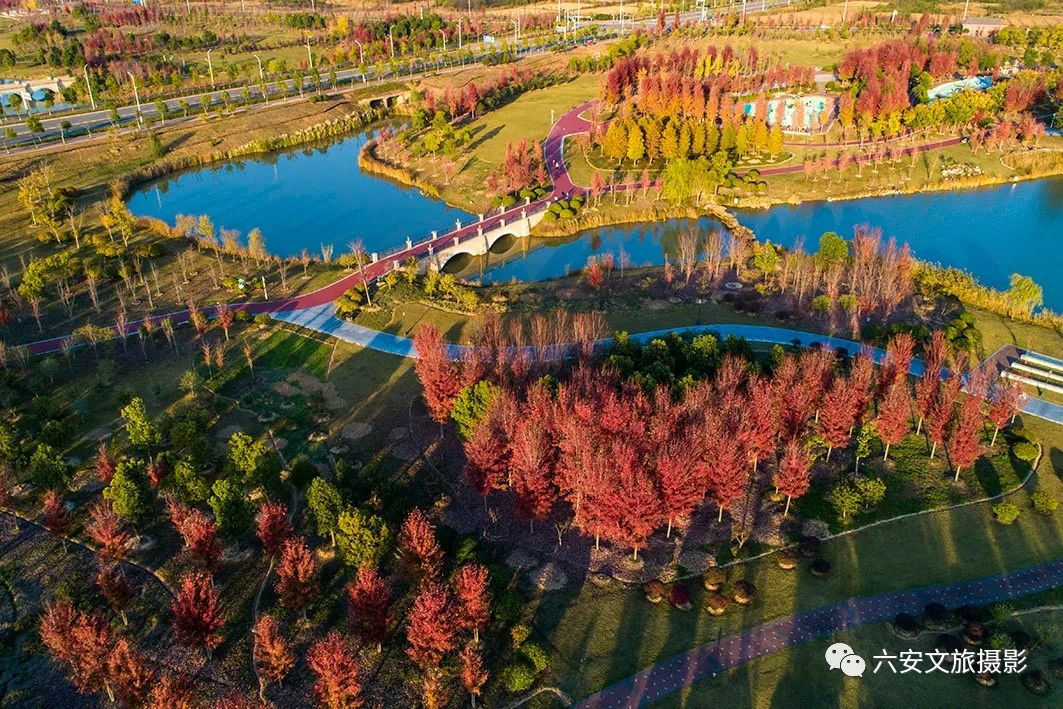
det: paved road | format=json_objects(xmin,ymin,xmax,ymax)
[
  {"xmin": 575, "ymin": 557, "xmax": 1063, "ymax": 708},
  {"xmin": 1, "ymin": 36, "xmax": 600, "ymax": 149}
]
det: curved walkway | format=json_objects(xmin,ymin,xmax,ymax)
[
  {"xmin": 25, "ymin": 100, "xmax": 972, "ymax": 358},
  {"xmin": 574, "ymin": 557, "xmax": 1063, "ymax": 708},
  {"xmin": 269, "ymin": 303, "xmax": 922, "ymax": 372}
]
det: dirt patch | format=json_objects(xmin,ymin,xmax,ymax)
[
  {"xmin": 272, "ymin": 382, "xmax": 300, "ymax": 397},
  {"xmin": 287, "ymin": 372, "xmax": 347, "ymax": 410},
  {"xmin": 341, "ymin": 422, "xmax": 373, "ymax": 440}
]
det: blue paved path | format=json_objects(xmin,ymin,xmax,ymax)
[
  {"xmin": 269, "ymin": 305, "xmax": 919, "ymax": 371},
  {"xmin": 269, "ymin": 307, "xmax": 1063, "ymax": 425},
  {"xmin": 574, "ymin": 558, "xmax": 1063, "ymax": 708}
]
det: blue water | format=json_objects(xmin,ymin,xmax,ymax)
[
  {"xmin": 928, "ymin": 75, "xmax": 994, "ymax": 101},
  {"xmin": 127, "ymin": 126, "xmax": 1063, "ymax": 311},
  {"xmin": 127, "ymin": 126, "xmax": 473, "ymax": 259},
  {"xmin": 473, "ymin": 178, "xmax": 1063, "ymax": 311}
]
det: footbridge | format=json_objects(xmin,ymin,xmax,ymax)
[{"xmin": 426, "ymin": 204, "xmax": 545, "ymax": 270}]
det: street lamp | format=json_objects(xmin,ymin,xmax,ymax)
[
  {"xmin": 83, "ymin": 64, "xmax": 96, "ymax": 110},
  {"xmin": 389, "ymin": 27, "xmax": 395, "ymax": 59},
  {"xmin": 206, "ymin": 48, "xmax": 215, "ymax": 88},
  {"xmin": 254, "ymin": 54, "xmax": 264, "ymax": 83},
  {"xmin": 354, "ymin": 39, "xmax": 364, "ymax": 67},
  {"xmin": 305, "ymin": 36, "xmax": 314, "ymax": 70},
  {"xmin": 438, "ymin": 29, "xmax": 447, "ymax": 54},
  {"xmin": 127, "ymin": 71, "xmax": 143, "ymax": 127},
  {"xmin": 254, "ymin": 54, "xmax": 266, "ymax": 103}
]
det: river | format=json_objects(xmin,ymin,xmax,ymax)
[
  {"xmin": 126, "ymin": 128, "xmax": 1063, "ymax": 311},
  {"xmin": 126, "ymin": 126, "xmax": 474, "ymax": 260}
]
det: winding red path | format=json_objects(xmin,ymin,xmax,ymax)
[{"xmin": 25, "ymin": 101, "xmax": 965, "ymax": 355}]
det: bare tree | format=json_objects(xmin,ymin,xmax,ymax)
[
  {"xmin": 346, "ymin": 241, "xmax": 373, "ymax": 307},
  {"xmin": 320, "ymin": 243, "xmax": 334, "ymax": 263},
  {"xmin": 115, "ymin": 310, "xmax": 129, "ymax": 352},
  {"xmin": 676, "ymin": 228, "xmax": 700, "ymax": 284}
]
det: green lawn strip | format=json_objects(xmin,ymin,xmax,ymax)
[
  {"xmin": 534, "ymin": 419, "xmax": 1063, "ymax": 701},
  {"xmin": 657, "ymin": 602, "xmax": 1063, "ymax": 708}
]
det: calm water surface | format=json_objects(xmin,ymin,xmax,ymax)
[
  {"xmin": 128, "ymin": 129, "xmax": 1063, "ymax": 310},
  {"xmin": 127, "ymin": 126, "xmax": 474, "ymax": 259},
  {"xmin": 470, "ymin": 178, "xmax": 1063, "ymax": 311}
]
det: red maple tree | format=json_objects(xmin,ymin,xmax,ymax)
[
  {"xmin": 914, "ymin": 330, "xmax": 948, "ymax": 435},
  {"xmin": 171, "ymin": 571, "xmax": 224, "ymax": 657},
  {"xmin": 97, "ymin": 564, "xmax": 134, "ymax": 625},
  {"xmin": 988, "ymin": 379, "xmax": 1025, "ymax": 446},
  {"xmin": 773, "ymin": 439, "xmax": 811, "ymax": 517},
  {"xmin": 307, "ymin": 631, "xmax": 363, "ymax": 709},
  {"xmin": 948, "ymin": 394, "xmax": 984, "ymax": 481},
  {"xmin": 96, "ymin": 442, "xmax": 116, "ymax": 483},
  {"xmin": 275, "ymin": 537, "xmax": 319, "ymax": 616},
  {"xmin": 41, "ymin": 490, "xmax": 71, "ymax": 541},
  {"xmin": 108, "ymin": 637, "xmax": 152, "ymax": 706},
  {"xmin": 876, "ymin": 380, "xmax": 912, "ymax": 460},
  {"xmin": 818, "ymin": 378, "xmax": 858, "ymax": 460},
  {"xmin": 40, "ymin": 601, "xmax": 115, "ymax": 699},
  {"xmin": 459, "ymin": 643, "xmax": 488, "ymax": 704},
  {"xmin": 397, "ymin": 508, "xmax": 444, "ymax": 583},
  {"xmin": 87, "ymin": 499, "xmax": 131, "ymax": 560},
  {"xmin": 170, "ymin": 502, "xmax": 221, "ymax": 570},
  {"xmin": 406, "ymin": 582, "xmax": 458, "ymax": 669},
  {"xmin": 453, "ymin": 564, "xmax": 491, "ymax": 643},
  {"xmin": 255, "ymin": 501, "xmax": 292, "ymax": 556},
  {"xmin": 345, "ymin": 566, "xmax": 391, "ymax": 649},
  {"xmin": 413, "ymin": 324, "xmax": 463, "ymax": 423},
  {"xmin": 147, "ymin": 673, "xmax": 196, "ymax": 708},
  {"xmin": 253, "ymin": 615, "xmax": 294, "ymax": 701}
]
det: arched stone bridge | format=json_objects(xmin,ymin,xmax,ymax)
[{"xmin": 425, "ymin": 205, "xmax": 544, "ymax": 271}]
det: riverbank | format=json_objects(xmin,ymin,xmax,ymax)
[{"xmin": 357, "ymin": 137, "xmax": 445, "ymax": 201}]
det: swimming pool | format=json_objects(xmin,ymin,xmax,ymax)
[
  {"xmin": 927, "ymin": 75, "xmax": 994, "ymax": 101},
  {"xmin": 742, "ymin": 94, "xmax": 833, "ymax": 131}
]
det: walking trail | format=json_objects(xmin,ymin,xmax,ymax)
[{"xmin": 575, "ymin": 557, "xmax": 1063, "ymax": 708}]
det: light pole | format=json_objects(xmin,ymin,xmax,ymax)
[
  {"xmin": 254, "ymin": 54, "xmax": 265, "ymax": 102},
  {"xmin": 354, "ymin": 39, "xmax": 364, "ymax": 66},
  {"xmin": 305, "ymin": 36, "xmax": 314, "ymax": 70},
  {"xmin": 127, "ymin": 72, "xmax": 143, "ymax": 127},
  {"xmin": 438, "ymin": 29, "xmax": 447, "ymax": 54},
  {"xmin": 83, "ymin": 64, "xmax": 96, "ymax": 110},
  {"xmin": 389, "ymin": 27, "xmax": 395, "ymax": 59},
  {"xmin": 206, "ymin": 48, "xmax": 215, "ymax": 88}
]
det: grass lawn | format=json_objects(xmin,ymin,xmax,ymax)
[
  {"xmin": 658, "ymin": 603, "xmax": 1063, "ymax": 708},
  {"xmin": 529, "ymin": 413, "xmax": 1063, "ymax": 702},
  {"xmin": 403, "ymin": 74, "xmax": 601, "ymax": 212}
]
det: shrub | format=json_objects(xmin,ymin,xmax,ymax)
[
  {"xmin": 705, "ymin": 593, "xmax": 729, "ymax": 616},
  {"xmin": 559, "ymin": 208, "xmax": 576, "ymax": 219},
  {"xmin": 510, "ymin": 624, "xmax": 531, "ymax": 649},
  {"xmin": 1012, "ymin": 441, "xmax": 1038, "ymax": 463},
  {"xmin": 810, "ymin": 558, "xmax": 832, "ymax": 578},
  {"xmin": 494, "ymin": 588, "xmax": 524, "ymax": 625},
  {"xmin": 1031, "ymin": 490, "xmax": 1058, "ymax": 515},
  {"xmin": 992, "ymin": 501, "xmax": 1021, "ymax": 525},
  {"xmin": 543, "ymin": 210, "xmax": 558, "ymax": 221},
  {"xmin": 521, "ymin": 642, "xmax": 549, "ymax": 673},
  {"xmin": 732, "ymin": 580, "xmax": 757, "ymax": 605},
  {"xmin": 1021, "ymin": 668, "xmax": 1049, "ymax": 695},
  {"xmin": 924, "ymin": 602, "xmax": 951, "ymax": 628},
  {"xmin": 798, "ymin": 536, "xmax": 821, "ymax": 558},
  {"xmin": 254, "ymin": 313, "xmax": 271, "ymax": 326},
  {"xmin": 777, "ymin": 549, "xmax": 799, "ymax": 570},
  {"xmin": 702, "ymin": 568, "xmax": 726, "ymax": 591},
  {"xmin": 988, "ymin": 631, "xmax": 1015, "ymax": 651},
  {"xmin": 644, "ymin": 579, "xmax": 667, "ymax": 603},
  {"xmin": 500, "ymin": 662, "xmax": 535, "ymax": 693},
  {"xmin": 963, "ymin": 621, "xmax": 988, "ymax": 646},
  {"xmin": 854, "ymin": 476, "xmax": 887, "ymax": 510},
  {"xmin": 669, "ymin": 584, "xmax": 692, "ymax": 611},
  {"xmin": 893, "ymin": 613, "xmax": 920, "ymax": 637}
]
